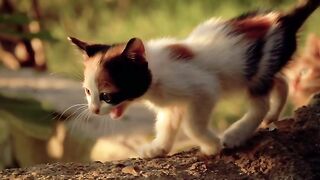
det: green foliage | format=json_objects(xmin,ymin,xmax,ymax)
[
  {"xmin": 0, "ymin": 13, "xmax": 56, "ymax": 42},
  {"xmin": 0, "ymin": 94, "xmax": 55, "ymax": 139},
  {"xmin": 0, "ymin": 13, "xmax": 30, "ymax": 25},
  {"xmin": 14, "ymin": 0, "xmax": 316, "ymax": 77}
]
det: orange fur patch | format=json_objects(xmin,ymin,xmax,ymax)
[
  {"xmin": 104, "ymin": 44, "xmax": 126, "ymax": 60},
  {"xmin": 96, "ymin": 45, "xmax": 126, "ymax": 92},
  {"xmin": 167, "ymin": 44, "xmax": 194, "ymax": 60},
  {"xmin": 83, "ymin": 45, "xmax": 126, "ymax": 92},
  {"xmin": 231, "ymin": 14, "xmax": 279, "ymax": 39},
  {"xmin": 96, "ymin": 68, "xmax": 118, "ymax": 92}
]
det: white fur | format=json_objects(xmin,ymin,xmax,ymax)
[
  {"xmin": 137, "ymin": 18, "xmax": 287, "ymax": 158},
  {"xmin": 261, "ymin": 74, "xmax": 288, "ymax": 128},
  {"xmin": 83, "ymin": 54, "xmax": 114, "ymax": 115}
]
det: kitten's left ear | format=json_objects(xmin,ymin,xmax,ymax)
[
  {"xmin": 122, "ymin": 38, "xmax": 145, "ymax": 59},
  {"xmin": 68, "ymin": 36, "xmax": 110, "ymax": 57},
  {"xmin": 68, "ymin": 37, "xmax": 88, "ymax": 52}
]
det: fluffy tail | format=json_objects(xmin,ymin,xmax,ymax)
[
  {"xmin": 248, "ymin": 0, "xmax": 319, "ymax": 96},
  {"xmin": 279, "ymin": 0, "xmax": 319, "ymax": 34}
]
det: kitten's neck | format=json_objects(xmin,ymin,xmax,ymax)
[
  {"xmin": 135, "ymin": 39, "xmax": 168, "ymax": 99},
  {"xmin": 141, "ymin": 39, "xmax": 190, "ymax": 104}
]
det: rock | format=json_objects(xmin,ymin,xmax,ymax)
[{"xmin": 121, "ymin": 165, "xmax": 139, "ymax": 176}]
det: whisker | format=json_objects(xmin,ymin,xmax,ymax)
[
  {"xmin": 64, "ymin": 106, "xmax": 88, "ymax": 122},
  {"xmin": 54, "ymin": 104, "xmax": 87, "ymax": 121},
  {"xmin": 78, "ymin": 111, "xmax": 87, "ymax": 131},
  {"xmin": 81, "ymin": 109, "xmax": 91, "ymax": 132},
  {"xmin": 40, "ymin": 111, "xmax": 60, "ymax": 123},
  {"xmin": 83, "ymin": 111, "xmax": 91, "ymax": 130},
  {"xmin": 53, "ymin": 104, "xmax": 86, "ymax": 121},
  {"xmin": 80, "ymin": 109, "xmax": 90, "ymax": 130},
  {"xmin": 69, "ymin": 109, "xmax": 88, "ymax": 135}
]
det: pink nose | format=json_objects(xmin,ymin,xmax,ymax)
[{"xmin": 91, "ymin": 106, "xmax": 100, "ymax": 114}]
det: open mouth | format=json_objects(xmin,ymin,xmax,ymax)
[{"xmin": 109, "ymin": 103, "xmax": 127, "ymax": 119}]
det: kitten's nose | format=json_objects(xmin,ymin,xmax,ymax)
[{"xmin": 91, "ymin": 105, "xmax": 100, "ymax": 114}]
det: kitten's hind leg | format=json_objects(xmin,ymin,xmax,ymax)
[
  {"xmin": 139, "ymin": 107, "xmax": 182, "ymax": 158},
  {"xmin": 182, "ymin": 98, "xmax": 221, "ymax": 156},
  {"xmin": 261, "ymin": 74, "xmax": 288, "ymax": 128},
  {"xmin": 221, "ymin": 94, "xmax": 270, "ymax": 148}
]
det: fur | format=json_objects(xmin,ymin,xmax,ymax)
[
  {"xmin": 69, "ymin": 0, "xmax": 319, "ymax": 158},
  {"xmin": 285, "ymin": 33, "xmax": 320, "ymax": 107}
]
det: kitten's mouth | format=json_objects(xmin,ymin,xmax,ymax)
[{"xmin": 109, "ymin": 103, "xmax": 127, "ymax": 120}]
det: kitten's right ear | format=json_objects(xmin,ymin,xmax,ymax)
[
  {"xmin": 122, "ymin": 38, "xmax": 145, "ymax": 60},
  {"xmin": 68, "ymin": 37, "xmax": 88, "ymax": 52}
]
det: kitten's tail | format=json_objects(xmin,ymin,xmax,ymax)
[
  {"xmin": 248, "ymin": 0, "xmax": 319, "ymax": 96},
  {"xmin": 279, "ymin": 0, "xmax": 319, "ymax": 34}
]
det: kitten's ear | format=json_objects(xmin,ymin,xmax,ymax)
[
  {"xmin": 68, "ymin": 37, "xmax": 110, "ymax": 57},
  {"xmin": 68, "ymin": 37, "xmax": 88, "ymax": 52},
  {"xmin": 122, "ymin": 38, "xmax": 145, "ymax": 59},
  {"xmin": 85, "ymin": 44, "xmax": 110, "ymax": 57}
]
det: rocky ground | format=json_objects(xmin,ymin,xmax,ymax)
[{"xmin": 1, "ymin": 94, "xmax": 319, "ymax": 179}]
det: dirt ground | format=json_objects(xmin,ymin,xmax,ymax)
[{"xmin": 1, "ymin": 94, "xmax": 320, "ymax": 179}]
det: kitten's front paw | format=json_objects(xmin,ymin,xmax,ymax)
[
  {"xmin": 200, "ymin": 143, "xmax": 221, "ymax": 156},
  {"xmin": 221, "ymin": 132, "xmax": 247, "ymax": 149},
  {"xmin": 260, "ymin": 116, "xmax": 278, "ymax": 129},
  {"xmin": 138, "ymin": 142, "xmax": 169, "ymax": 158}
]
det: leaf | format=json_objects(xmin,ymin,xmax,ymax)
[
  {"xmin": 0, "ymin": 13, "xmax": 31, "ymax": 25},
  {"xmin": 25, "ymin": 30, "xmax": 58, "ymax": 42},
  {"xmin": 0, "ymin": 29, "xmax": 58, "ymax": 42}
]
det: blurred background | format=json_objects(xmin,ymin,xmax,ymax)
[{"xmin": 0, "ymin": 0, "xmax": 319, "ymax": 169}]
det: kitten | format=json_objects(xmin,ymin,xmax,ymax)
[
  {"xmin": 285, "ymin": 33, "xmax": 320, "ymax": 107},
  {"xmin": 69, "ymin": 0, "xmax": 319, "ymax": 158}
]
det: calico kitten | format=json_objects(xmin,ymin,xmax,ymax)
[
  {"xmin": 69, "ymin": 0, "xmax": 319, "ymax": 158},
  {"xmin": 285, "ymin": 33, "xmax": 320, "ymax": 107}
]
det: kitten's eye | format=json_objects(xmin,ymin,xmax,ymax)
[
  {"xmin": 100, "ymin": 92, "xmax": 112, "ymax": 103},
  {"xmin": 85, "ymin": 88, "xmax": 91, "ymax": 95}
]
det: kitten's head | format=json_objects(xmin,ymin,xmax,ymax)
[
  {"xmin": 69, "ymin": 37, "xmax": 152, "ymax": 119},
  {"xmin": 285, "ymin": 33, "xmax": 320, "ymax": 107}
]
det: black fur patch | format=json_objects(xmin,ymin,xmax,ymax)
[
  {"xmin": 249, "ymin": 27, "xmax": 296, "ymax": 96},
  {"xmin": 249, "ymin": 77, "xmax": 274, "ymax": 96},
  {"xmin": 104, "ymin": 54, "xmax": 152, "ymax": 104},
  {"xmin": 85, "ymin": 44, "xmax": 110, "ymax": 57},
  {"xmin": 69, "ymin": 37, "xmax": 110, "ymax": 57},
  {"xmin": 279, "ymin": 0, "xmax": 320, "ymax": 34},
  {"xmin": 245, "ymin": 39, "xmax": 265, "ymax": 80}
]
